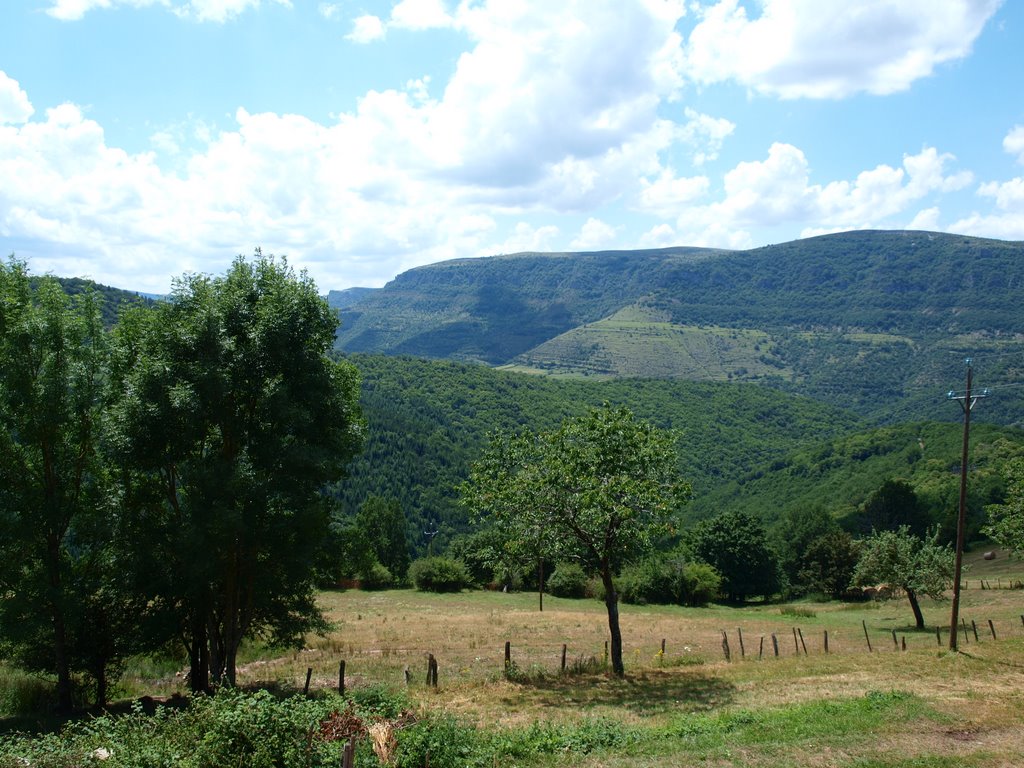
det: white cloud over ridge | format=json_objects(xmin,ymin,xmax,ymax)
[
  {"xmin": 683, "ymin": 0, "xmax": 1003, "ymax": 98},
  {"xmin": 5, "ymin": 1, "xmax": 1022, "ymax": 291}
]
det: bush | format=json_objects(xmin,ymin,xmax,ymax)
[
  {"xmin": 409, "ymin": 557, "xmax": 471, "ymax": 593},
  {"xmin": 618, "ymin": 555, "xmax": 721, "ymax": 607},
  {"xmin": 681, "ymin": 561, "xmax": 722, "ymax": 606},
  {"xmin": 360, "ymin": 561, "xmax": 395, "ymax": 590},
  {"xmin": 546, "ymin": 562, "xmax": 588, "ymax": 598}
]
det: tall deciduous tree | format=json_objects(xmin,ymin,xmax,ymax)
[
  {"xmin": 691, "ymin": 510, "xmax": 781, "ymax": 602},
  {"xmin": 852, "ymin": 526, "xmax": 954, "ymax": 629},
  {"xmin": 984, "ymin": 459, "xmax": 1024, "ymax": 557},
  {"xmin": 461, "ymin": 404, "xmax": 689, "ymax": 676},
  {"xmin": 0, "ymin": 259, "xmax": 106, "ymax": 710},
  {"xmin": 107, "ymin": 253, "xmax": 363, "ymax": 690},
  {"xmin": 355, "ymin": 495, "xmax": 411, "ymax": 581}
]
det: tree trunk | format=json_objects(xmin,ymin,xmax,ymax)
[
  {"xmin": 94, "ymin": 661, "xmax": 107, "ymax": 709},
  {"xmin": 189, "ymin": 618, "xmax": 210, "ymax": 693},
  {"xmin": 46, "ymin": 535, "xmax": 73, "ymax": 712},
  {"xmin": 601, "ymin": 568, "xmax": 624, "ymax": 676},
  {"xmin": 906, "ymin": 587, "xmax": 926, "ymax": 630}
]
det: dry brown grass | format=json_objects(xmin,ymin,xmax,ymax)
[{"xmin": 118, "ymin": 558, "xmax": 1024, "ymax": 765}]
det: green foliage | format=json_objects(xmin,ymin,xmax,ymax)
[
  {"xmin": 408, "ymin": 556, "xmax": 472, "ymax": 592},
  {"xmin": 618, "ymin": 553, "xmax": 722, "ymax": 607},
  {"xmin": 0, "ymin": 258, "xmax": 120, "ymax": 709},
  {"xmin": 852, "ymin": 527, "xmax": 954, "ymax": 628},
  {"xmin": 771, "ymin": 505, "xmax": 841, "ymax": 595},
  {"xmin": 798, "ymin": 531, "xmax": 861, "ymax": 599},
  {"xmin": 462, "ymin": 404, "xmax": 690, "ymax": 675},
  {"xmin": 105, "ymin": 252, "xmax": 364, "ymax": 690},
  {"xmin": 698, "ymin": 421, "xmax": 1024, "ymax": 536},
  {"xmin": 333, "ymin": 353, "xmax": 861, "ymax": 551},
  {"xmin": 848, "ymin": 479, "xmax": 933, "ymax": 537},
  {"xmin": 984, "ymin": 458, "xmax": 1024, "ymax": 557},
  {"xmin": 359, "ymin": 562, "xmax": 395, "ymax": 590},
  {"xmin": 354, "ymin": 495, "xmax": 411, "ymax": 583},
  {"xmin": 546, "ymin": 562, "xmax": 589, "ymax": 598},
  {"xmin": 690, "ymin": 510, "xmax": 781, "ymax": 602}
]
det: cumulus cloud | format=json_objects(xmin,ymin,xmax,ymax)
[
  {"xmin": 390, "ymin": 0, "xmax": 453, "ymax": 30},
  {"xmin": 683, "ymin": 0, "xmax": 1002, "ymax": 98},
  {"xmin": 0, "ymin": 72, "xmax": 34, "ymax": 124},
  {"xmin": 347, "ymin": 14, "xmax": 387, "ymax": 43},
  {"xmin": 1005, "ymin": 125, "xmax": 1024, "ymax": 165},
  {"xmin": 670, "ymin": 143, "xmax": 972, "ymax": 247},
  {"xmin": 570, "ymin": 218, "xmax": 619, "ymax": 250},
  {"xmin": 46, "ymin": 0, "xmax": 289, "ymax": 22}
]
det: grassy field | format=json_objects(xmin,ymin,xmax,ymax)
[
  {"xmin": 6, "ymin": 549, "xmax": 1023, "ymax": 766},
  {"xmin": 106, "ymin": 548, "xmax": 1024, "ymax": 766}
]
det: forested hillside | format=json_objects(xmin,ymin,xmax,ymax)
[
  {"xmin": 332, "ymin": 354, "xmax": 863, "ymax": 553},
  {"xmin": 692, "ymin": 420, "xmax": 1024, "ymax": 537},
  {"xmin": 333, "ymin": 354, "xmax": 1024, "ymax": 557},
  {"xmin": 333, "ymin": 231, "xmax": 1024, "ymax": 426}
]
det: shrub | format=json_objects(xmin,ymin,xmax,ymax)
[
  {"xmin": 546, "ymin": 562, "xmax": 588, "ymax": 598},
  {"xmin": 409, "ymin": 557, "xmax": 471, "ymax": 593},
  {"xmin": 360, "ymin": 561, "xmax": 395, "ymax": 590},
  {"xmin": 680, "ymin": 561, "xmax": 722, "ymax": 606},
  {"xmin": 618, "ymin": 555, "xmax": 721, "ymax": 606}
]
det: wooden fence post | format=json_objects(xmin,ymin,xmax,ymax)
[
  {"xmin": 797, "ymin": 628, "xmax": 808, "ymax": 655},
  {"xmin": 862, "ymin": 621, "xmax": 872, "ymax": 652},
  {"xmin": 721, "ymin": 630, "xmax": 731, "ymax": 662},
  {"xmin": 824, "ymin": 630, "xmax": 829, "ymax": 654},
  {"xmin": 737, "ymin": 628, "xmax": 745, "ymax": 658},
  {"xmin": 342, "ymin": 737, "xmax": 355, "ymax": 768},
  {"xmin": 891, "ymin": 629, "xmax": 898, "ymax": 649},
  {"xmin": 561, "ymin": 644, "xmax": 567, "ymax": 673},
  {"xmin": 988, "ymin": 619, "xmax": 997, "ymax": 640},
  {"xmin": 771, "ymin": 633, "xmax": 779, "ymax": 657},
  {"xmin": 338, "ymin": 660, "xmax": 346, "ymax": 697},
  {"xmin": 758, "ymin": 635, "xmax": 764, "ymax": 660},
  {"xmin": 303, "ymin": 667, "xmax": 313, "ymax": 696},
  {"xmin": 962, "ymin": 618, "xmax": 970, "ymax": 644},
  {"xmin": 404, "ymin": 666, "xmax": 410, "ymax": 686},
  {"xmin": 971, "ymin": 619, "xmax": 979, "ymax": 642},
  {"xmin": 504, "ymin": 641, "xmax": 511, "ymax": 673},
  {"xmin": 901, "ymin": 636, "xmax": 906, "ymax": 651},
  {"xmin": 792, "ymin": 627, "xmax": 799, "ymax": 654},
  {"xmin": 427, "ymin": 654, "xmax": 438, "ymax": 687},
  {"xmin": 935, "ymin": 626, "xmax": 942, "ymax": 646}
]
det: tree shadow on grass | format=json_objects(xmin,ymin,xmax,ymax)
[{"xmin": 502, "ymin": 668, "xmax": 735, "ymax": 716}]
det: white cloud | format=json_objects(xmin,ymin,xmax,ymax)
[
  {"xmin": 347, "ymin": 14, "xmax": 386, "ymax": 43},
  {"xmin": 683, "ymin": 0, "xmax": 1002, "ymax": 99},
  {"xmin": 390, "ymin": 0, "xmax": 452, "ymax": 30},
  {"xmin": 673, "ymin": 143, "xmax": 972, "ymax": 247},
  {"xmin": 678, "ymin": 108, "xmax": 734, "ymax": 165},
  {"xmin": 494, "ymin": 222, "xmax": 561, "ymax": 254},
  {"xmin": 317, "ymin": 2, "xmax": 341, "ymax": 20},
  {"xmin": 908, "ymin": 207, "xmax": 941, "ymax": 231},
  {"xmin": 637, "ymin": 169, "xmax": 709, "ymax": 217},
  {"xmin": 46, "ymin": 0, "xmax": 288, "ymax": 22},
  {"xmin": 1005, "ymin": 125, "xmax": 1024, "ymax": 165},
  {"xmin": 0, "ymin": 72, "xmax": 34, "ymax": 124},
  {"xmin": 570, "ymin": 217, "xmax": 618, "ymax": 250}
]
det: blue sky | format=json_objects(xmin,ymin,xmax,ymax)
[{"xmin": 1, "ymin": 0, "xmax": 1022, "ymax": 293}]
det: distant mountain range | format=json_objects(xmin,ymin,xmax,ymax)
[{"xmin": 331, "ymin": 230, "xmax": 1024, "ymax": 426}]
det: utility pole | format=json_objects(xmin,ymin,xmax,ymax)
[
  {"xmin": 947, "ymin": 359, "xmax": 989, "ymax": 651},
  {"xmin": 424, "ymin": 529, "xmax": 439, "ymax": 558}
]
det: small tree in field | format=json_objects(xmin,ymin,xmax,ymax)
[
  {"xmin": 461, "ymin": 404, "xmax": 690, "ymax": 676},
  {"xmin": 852, "ymin": 526, "xmax": 954, "ymax": 629}
]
